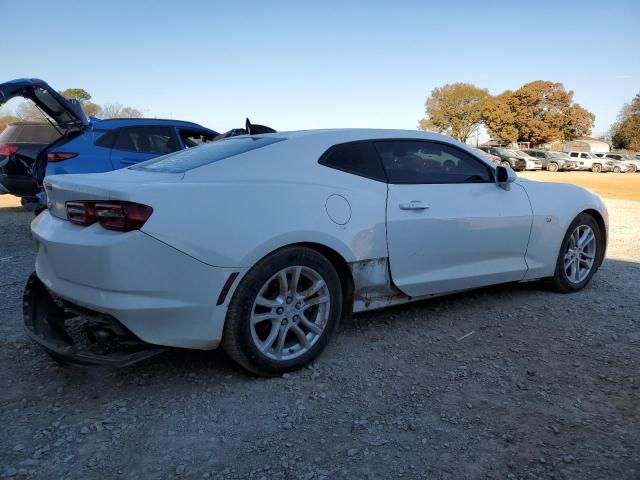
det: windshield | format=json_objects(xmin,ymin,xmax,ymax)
[
  {"xmin": 506, "ymin": 150, "xmax": 523, "ymax": 157},
  {"xmin": 132, "ymin": 136, "xmax": 285, "ymax": 173}
]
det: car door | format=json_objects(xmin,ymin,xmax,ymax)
[
  {"xmin": 379, "ymin": 140, "xmax": 532, "ymax": 297},
  {"xmin": 110, "ymin": 126, "xmax": 181, "ymax": 169}
]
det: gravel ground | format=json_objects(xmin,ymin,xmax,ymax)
[{"xmin": 0, "ymin": 195, "xmax": 638, "ymax": 480}]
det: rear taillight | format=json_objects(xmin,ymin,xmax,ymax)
[
  {"xmin": 0, "ymin": 144, "xmax": 18, "ymax": 156},
  {"xmin": 66, "ymin": 201, "xmax": 96, "ymax": 226},
  {"xmin": 48, "ymin": 152, "xmax": 78, "ymax": 162},
  {"xmin": 66, "ymin": 201, "xmax": 153, "ymax": 232}
]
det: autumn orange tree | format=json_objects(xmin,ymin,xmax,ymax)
[
  {"xmin": 418, "ymin": 83, "xmax": 490, "ymax": 142},
  {"xmin": 610, "ymin": 93, "xmax": 640, "ymax": 151},
  {"xmin": 483, "ymin": 81, "xmax": 594, "ymax": 145}
]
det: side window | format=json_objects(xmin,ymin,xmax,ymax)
[
  {"xmin": 580, "ymin": 153, "xmax": 589, "ymax": 158},
  {"xmin": 570, "ymin": 152, "xmax": 579, "ymax": 157},
  {"xmin": 114, "ymin": 127, "xmax": 180, "ymax": 155},
  {"xmin": 374, "ymin": 141, "xmax": 492, "ymax": 184},
  {"xmin": 95, "ymin": 129, "xmax": 119, "ymax": 148},
  {"xmin": 319, "ymin": 142, "xmax": 386, "ymax": 181},
  {"xmin": 178, "ymin": 129, "xmax": 215, "ymax": 148}
]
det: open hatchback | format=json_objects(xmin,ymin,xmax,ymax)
[{"xmin": 0, "ymin": 79, "xmax": 89, "ymax": 200}]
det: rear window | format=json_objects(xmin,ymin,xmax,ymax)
[
  {"xmin": 132, "ymin": 136, "xmax": 285, "ymax": 173},
  {"xmin": 0, "ymin": 125, "xmax": 19, "ymax": 143},
  {"xmin": 0, "ymin": 124, "xmax": 60, "ymax": 144}
]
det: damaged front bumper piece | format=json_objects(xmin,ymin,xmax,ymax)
[{"xmin": 22, "ymin": 273, "xmax": 167, "ymax": 367}]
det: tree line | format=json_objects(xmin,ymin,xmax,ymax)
[
  {"xmin": 610, "ymin": 93, "xmax": 640, "ymax": 151},
  {"xmin": 0, "ymin": 88, "xmax": 142, "ymax": 132},
  {"xmin": 418, "ymin": 81, "xmax": 595, "ymax": 145}
]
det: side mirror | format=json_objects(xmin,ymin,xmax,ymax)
[{"xmin": 495, "ymin": 165, "xmax": 516, "ymax": 190}]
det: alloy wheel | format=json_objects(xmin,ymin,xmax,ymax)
[
  {"xmin": 250, "ymin": 266, "xmax": 330, "ymax": 361},
  {"xmin": 563, "ymin": 225, "xmax": 597, "ymax": 284}
]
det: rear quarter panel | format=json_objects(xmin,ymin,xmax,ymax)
[
  {"xmin": 138, "ymin": 142, "xmax": 389, "ymax": 268},
  {"xmin": 47, "ymin": 129, "xmax": 113, "ymax": 176}
]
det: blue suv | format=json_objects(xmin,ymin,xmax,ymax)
[{"xmin": 0, "ymin": 79, "xmax": 218, "ymax": 210}]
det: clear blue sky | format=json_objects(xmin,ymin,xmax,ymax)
[{"xmin": 2, "ymin": 0, "xmax": 638, "ymax": 137}]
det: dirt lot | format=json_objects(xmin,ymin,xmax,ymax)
[
  {"xmin": 520, "ymin": 170, "xmax": 640, "ymax": 202},
  {"xmin": 0, "ymin": 176, "xmax": 638, "ymax": 479}
]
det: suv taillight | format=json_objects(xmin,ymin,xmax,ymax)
[
  {"xmin": 0, "ymin": 144, "xmax": 18, "ymax": 156},
  {"xmin": 48, "ymin": 152, "xmax": 78, "ymax": 162},
  {"xmin": 66, "ymin": 201, "xmax": 153, "ymax": 232}
]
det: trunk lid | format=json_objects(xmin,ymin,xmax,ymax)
[
  {"xmin": 43, "ymin": 168, "xmax": 183, "ymax": 220},
  {"xmin": 0, "ymin": 79, "xmax": 90, "ymax": 130}
]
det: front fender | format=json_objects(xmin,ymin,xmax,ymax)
[{"xmin": 517, "ymin": 179, "xmax": 608, "ymax": 280}]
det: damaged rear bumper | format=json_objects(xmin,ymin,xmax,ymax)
[{"xmin": 23, "ymin": 272, "xmax": 167, "ymax": 367}]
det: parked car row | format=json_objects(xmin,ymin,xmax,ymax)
[
  {"xmin": 566, "ymin": 151, "xmax": 639, "ymax": 173},
  {"xmin": 477, "ymin": 145, "xmax": 640, "ymax": 174}
]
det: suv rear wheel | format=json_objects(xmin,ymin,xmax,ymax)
[{"xmin": 591, "ymin": 164, "xmax": 602, "ymax": 173}]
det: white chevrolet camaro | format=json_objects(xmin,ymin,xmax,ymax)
[{"xmin": 24, "ymin": 129, "xmax": 608, "ymax": 375}]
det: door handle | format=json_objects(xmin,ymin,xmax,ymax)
[{"xmin": 399, "ymin": 201, "xmax": 430, "ymax": 211}]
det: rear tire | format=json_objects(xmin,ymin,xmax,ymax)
[
  {"xmin": 613, "ymin": 166, "xmax": 621, "ymax": 173},
  {"xmin": 547, "ymin": 162, "xmax": 559, "ymax": 172},
  {"xmin": 591, "ymin": 164, "xmax": 602, "ymax": 173},
  {"xmin": 548, "ymin": 213, "xmax": 603, "ymax": 293},
  {"xmin": 627, "ymin": 165, "xmax": 637, "ymax": 173},
  {"xmin": 222, "ymin": 246, "xmax": 343, "ymax": 376}
]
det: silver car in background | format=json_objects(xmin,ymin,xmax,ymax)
[
  {"xmin": 603, "ymin": 153, "xmax": 640, "ymax": 173},
  {"xmin": 510, "ymin": 150, "xmax": 543, "ymax": 170},
  {"xmin": 523, "ymin": 150, "xmax": 578, "ymax": 172}
]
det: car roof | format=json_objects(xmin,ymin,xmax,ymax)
[
  {"xmin": 250, "ymin": 128, "xmax": 465, "ymax": 146},
  {"xmin": 92, "ymin": 117, "xmax": 216, "ymax": 133}
]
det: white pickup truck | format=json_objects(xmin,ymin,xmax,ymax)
[{"xmin": 566, "ymin": 151, "xmax": 627, "ymax": 173}]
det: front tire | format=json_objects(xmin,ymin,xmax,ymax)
[
  {"xmin": 591, "ymin": 164, "xmax": 602, "ymax": 173},
  {"xmin": 547, "ymin": 162, "xmax": 559, "ymax": 172},
  {"xmin": 222, "ymin": 246, "xmax": 343, "ymax": 376},
  {"xmin": 548, "ymin": 213, "xmax": 603, "ymax": 293},
  {"xmin": 626, "ymin": 164, "xmax": 637, "ymax": 173}
]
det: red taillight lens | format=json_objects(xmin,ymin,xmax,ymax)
[
  {"xmin": 48, "ymin": 152, "xmax": 78, "ymax": 162},
  {"xmin": 66, "ymin": 201, "xmax": 96, "ymax": 226},
  {"xmin": 95, "ymin": 202, "xmax": 153, "ymax": 231},
  {"xmin": 0, "ymin": 144, "xmax": 18, "ymax": 156},
  {"xmin": 65, "ymin": 201, "xmax": 153, "ymax": 232}
]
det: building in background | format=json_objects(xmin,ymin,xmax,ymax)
[{"xmin": 562, "ymin": 136, "xmax": 610, "ymax": 153}]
